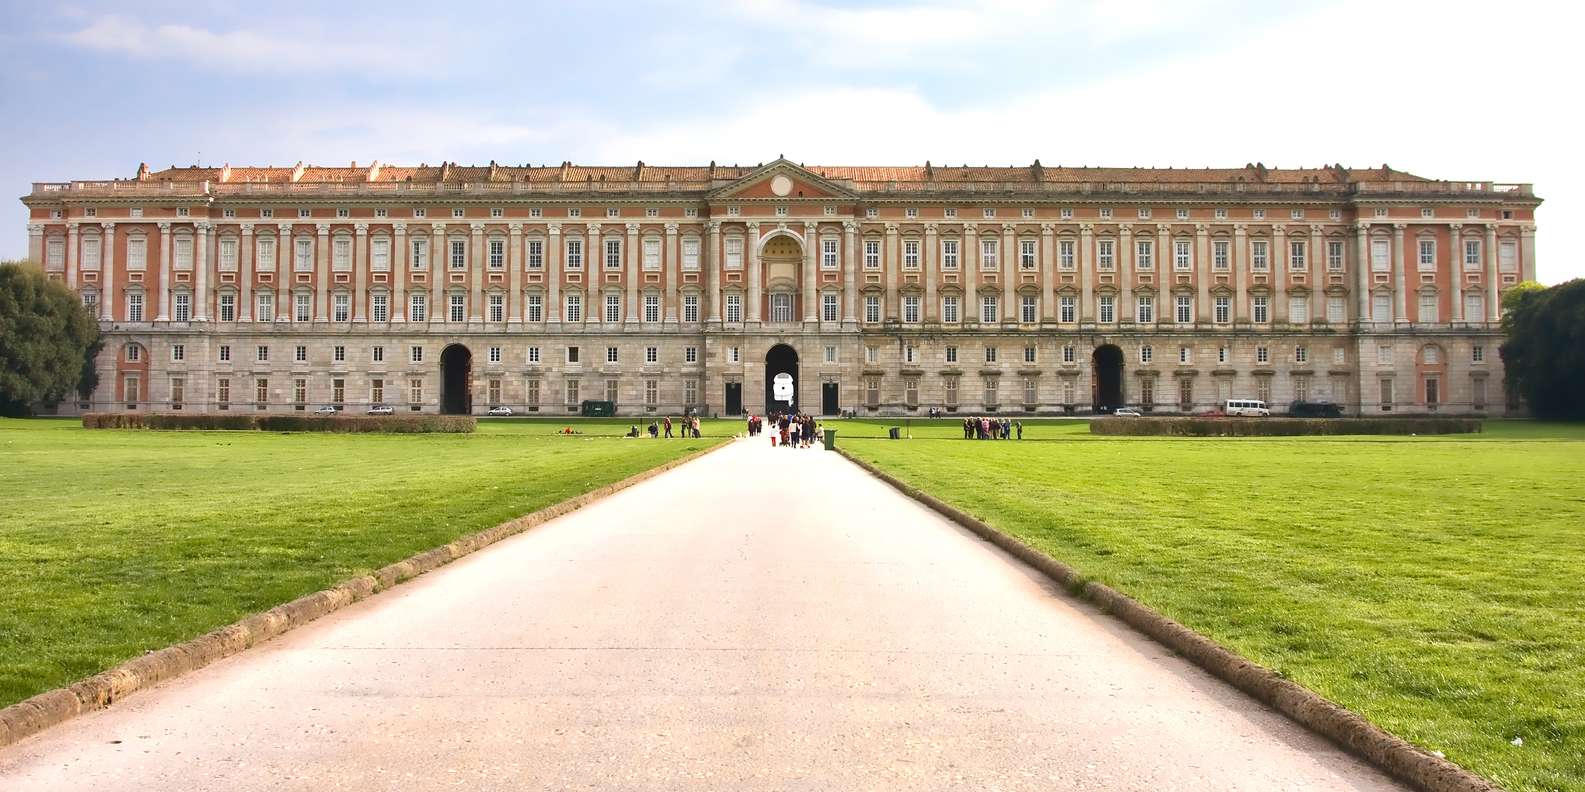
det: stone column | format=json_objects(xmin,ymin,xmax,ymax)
[
  {"xmin": 195, "ymin": 222, "xmax": 210, "ymax": 321},
  {"xmin": 1195, "ymin": 224, "xmax": 1210, "ymax": 323},
  {"xmin": 1079, "ymin": 223, "xmax": 1094, "ymax": 322},
  {"xmin": 508, "ymin": 223, "xmax": 523, "ymax": 322},
  {"xmin": 547, "ymin": 223, "xmax": 562, "ymax": 327},
  {"xmin": 276, "ymin": 223, "xmax": 292, "ymax": 321},
  {"xmin": 392, "ymin": 223, "xmax": 407, "ymax": 323},
  {"xmin": 1232, "ymin": 224, "xmax": 1247, "ymax": 323},
  {"xmin": 469, "ymin": 222, "xmax": 485, "ymax": 321},
  {"xmin": 66, "ymin": 222, "xmax": 81, "ymax": 288},
  {"xmin": 1392, "ymin": 223, "xmax": 1407, "ymax": 323},
  {"xmin": 584, "ymin": 224, "xmax": 599, "ymax": 329},
  {"xmin": 1001, "ymin": 223, "xmax": 1015, "ymax": 322},
  {"xmin": 316, "ymin": 223, "xmax": 331, "ymax": 321},
  {"xmin": 100, "ymin": 224, "xmax": 115, "ymax": 321},
  {"xmin": 27, "ymin": 223, "xmax": 44, "ymax": 266},
  {"xmin": 1271, "ymin": 224, "xmax": 1287, "ymax": 325},
  {"xmin": 884, "ymin": 223, "xmax": 900, "ymax": 320},
  {"xmin": 803, "ymin": 221, "xmax": 818, "ymax": 323},
  {"xmin": 746, "ymin": 221, "xmax": 762, "ymax": 324},
  {"xmin": 964, "ymin": 223, "xmax": 979, "ymax": 317},
  {"xmin": 156, "ymin": 222, "xmax": 172, "ymax": 321},
  {"xmin": 1449, "ymin": 223, "xmax": 1463, "ymax": 322},
  {"xmin": 625, "ymin": 222, "xmax": 641, "ymax": 324},
  {"xmin": 430, "ymin": 223, "xmax": 446, "ymax": 324},
  {"xmin": 1118, "ymin": 224, "xmax": 1133, "ymax": 322},
  {"xmin": 1039, "ymin": 223, "xmax": 1055, "ymax": 322},
  {"xmin": 842, "ymin": 221, "xmax": 858, "ymax": 326},
  {"xmin": 924, "ymin": 223, "xmax": 939, "ymax": 322},
  {"xmin": 354, "ymin": 223, "xmax": 369, "ymax": 321},
  {"xmin": 1355, "ymin": 223, "xmax": 1370, "ymax": 322},
  {"xmin": 1520, "ymin": 225, "xmax": 1537, "ymax": 282},
  {"xmin": 1484, "ymin": 223, "xmax": 1499, "ymax": 323},
  {"xmin": 1310, "ymin": 224, "xmax": 1325, "ymax": 324},
  {"xmin": 239, "ymin": 223, "xmax": 253, "ymax": 322},
  {"xmin": 705, "ymin": 221, "xmax": 721, "ymax": 325},
  {"xmin": 664, "ymin": 223, "xmax": 679, "ymax": 323}
]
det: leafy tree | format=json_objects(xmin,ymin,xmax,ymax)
[
  {"xmin": 0, "ymin": 261, "xmax": 102, "ymax": 416},
  {"xmin": 1500, "ymin": 279, "xmax": 1585, "ymax": 420}
]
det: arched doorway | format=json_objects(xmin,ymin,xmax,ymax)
[
  {"xmin": 765, "ymin": 344, "xmax": 799, "ymax": 414},
  {"xmin": 1092, "ymin": 344, "xmax": 1124, "ymax": 413},
  {"xmin": 440, "ymin": 344, "xmax": 472, "ymax": 415}
]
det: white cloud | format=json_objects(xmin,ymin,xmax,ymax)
[{"xmin": 60, "ymin": 15, "xmax": 424, "ymax": 74}]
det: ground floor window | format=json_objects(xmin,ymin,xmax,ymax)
[
  {"xmin": 1140, "ymin": 378, "xmax": 1154, "ymax": 411},
  {"xmin": 526, "ymin": 379, "xmax": 541, "ymax": 410},
  {"xmin": 488, "ymin": 379, "xmax": 502, "ymax": 407},
  {"xmin": 605, "ymin": 378, "xmax": 619, "ymax": 405},
  {"xmin": 1379, "ymin": 378, "xmax": 1393, "ymax": 411},
  {"xmin": 170, "ymin": 377, "xmax": 185, "ymax": 410},
  {"xmin": 1178, "ymin": 379, "xmax": 1193, "ymax": 412},
  {"xmin": 371, "ymin": 378, "xmax": 384, "ymax": 405},
  {"xmin": 1293, "ymin": 375, "xmax": 1310, "ymax": 403},
  {"xmin": 1472, "ymin": 376, "xmax": 1487, "ymax": 411},
  {"xmin": 409, "ymin": 377, "xmax": 424, "ymax": 409},
  {"xmin": 865, "ymin": 376, "xmax": 881, "ymax": 407},
  {"xmin": 1062, "ymin": 379, "xmax": 1075, "ymax": 406},
  {"xmin": 217, "ymin": 377, "xmax": 230, "ymax": 410},
  {"xmin": 1023, "ymin": 377, "xmax": 1037, "ymax": 407},
  {"xmin": 1254, "ymin": 376, "xmax": 1270, "ymax": 405},
  {"xmin": 565, "ymin": 379, "xmax": 580, "ymax": 410},
  {"xmin": 983, "ymin": 377, "xmax": 999, "ymax": 410},
  {"xmin": 332, "ymin": 378, "xmax": 345, "ymax": 408},
  {"xmin": 294, "ymin": 378, "xmax": 307, "ymax": 409},
  {"xmin": 944, "ymin": 377, "xmax": 958, "ymax": 408},
  {"xmin": 904, "ymin": 377, "xmax": 919, "ymax": 408},
  {"xmin": 645, "ymin": 379, "xmax": 658, "ymax": 407},
  {"xmin": 684, "ymin": 378, "xmax": 698, "ymax": 407},
  {"xmin": 1425, "ymin": 376, "xmax": 1440, "ymax": 408}
]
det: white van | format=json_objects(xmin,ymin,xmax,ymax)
[{"xmin": 1225, "ymin": 399, "xmax": 1270, "ymax": 417}]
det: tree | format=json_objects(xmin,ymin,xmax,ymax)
[
  {"xmin": 0, "ymin": 261, "xmax": 102, "ymax": 416},
  {"xmin": 1500, "ymin": 279, "xmax": 1585, "ymax": 420}
]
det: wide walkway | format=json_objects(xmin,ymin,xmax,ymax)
[{"xmin": 0, "ymin": 438, "xmax": 1402, "ymax": 791}]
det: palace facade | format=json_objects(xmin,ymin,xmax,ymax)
[{"xmin": 21, "ymin": 158, "xmax": 1539, "ymax": 417}]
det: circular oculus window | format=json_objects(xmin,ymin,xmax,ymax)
[{"xmin": 769, "ymin": 175, "xmax": 793, "ymax": 196}]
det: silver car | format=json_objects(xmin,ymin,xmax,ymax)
[
  {"xmin": 312, "ymin": 406, "xmax": 339, "ymax": 416},
  {"xmin": 487, "ymin": 406, "xmax": 514, "ymax": 417},
  {"xmin": 1112, "ymin": 407, "xmax": 1142, "ymax": 417},
  {"xmin": 366, "ymin": 405, "xmax": 394, "ymax": 416}
]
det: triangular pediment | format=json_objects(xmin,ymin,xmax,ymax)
[{"xmin": 709, "ymin": 158, "xmax": 857, "ymax": 201}]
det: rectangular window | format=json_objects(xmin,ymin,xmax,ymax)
[
  {"xmin": 942, "ymin": 295, "xmax": 959, "ymax": 324},
  {"xmin": 864, "ymin": 239, "xmax": 881, "ymax": 269},
  {"xmin": 526, "ymin": 293, "xmax": 543, "ymax": 323},
  {"xmin": 725, "ymin": 238, "xmax": 744, "ymax": 269},
  {"xmin": 1097, "ymin": 239, "xmax": 1115, "ymax": 270},
  {"xmin": 1251, "ymin": 240, "xmax": 1269, "ymax": 271},
  {"xmin": 1059, "ymin": 295, "xmax": 1075, "ymax": 323},
  {"xmin": 1019, "ymin": 239, "xmax": 1036, "ymax": 269},
  {"xmin": 295, "ymin": 238, "xmax": 313, "ymax": 271},
  {"xmin": 174, "ymin": 293, "xmax": 191, "ymax": 322},
  {"xmin": 1059, "ymin": 239, "xmax": 1075, "ymax": 270},
  {"xmin": 822, "ymin": 293, "xmax": 838, "ymax": 322},
  {"xmin": 410, "ymin": 237, "xmax": 429, "ymax": 270},
  {"xmin": 823, "ymin": 345, "xmax": 836, "ymax": 364},
  {"xmin": 1328, "ymin": 240, "xmax": 1344, "ymax": 271},
  {"xmin": 1253, "ymin": 296, "xmax": 1269, "ymax": 324},
  {"xmin": 980, "ymin": 295, "xmax": 998, "ymax": 324},
  {"xmin": 1418, "ymin": 239, "xmax": 1436, "ymax": 271},
  {"xmin": 257, "ymin": 345, "xmax": 270, "ymax": 362},
  {"xmin": 1327, "ymin": 296, "xmax": 1346, "ymax": 323},
  {"xmin": 293, "ymin": 378, "xmax": 307, "ymax": 407},
  {"xmin": 563, "ymin": 378, "xmax": 579, "ymax": 409},
  {"xmin": 605, "ymin": 378, "xmax": 618, "ymax": 403},
  {"xmin": 525, "ymin": 378, "xmax": 541, "ymax": 409},
  {"xmin": 371, "ymin": 293, "xmax": 388, "ymax": 323},
  {"xmin": 1140, "ymin": 346, "xmax": 1153, "ymax": 364},
  {"xmin": 941, "ymin": 239, "xmax": 959, "ymax": 270},
  {"xmin": 945, "ymin": 346, "xmax": 958, "ymax": 363},
  {"xmin": 488, "ymin": 293, "xmax": 504, "ymax": 322},
  {"xmin": 1419, "ymin": 293, "xmax": 1439, "ymax": 323},
  {"xmin": 565, "ymin": 294, "xmax": 582, "ymax": 322},
  {"xmin": 605, "ymin": 238, "xmax": 622, "ymax": 270},
  {"xmin": 333, "ymin": 237, "xmax": 352, "ymax": 271},
  {"xmin": 983, "ymin": 377, "xmax": 999, "ymax": 407},
  {"xmin": 217, "ymin": 378, "xmax": 230, "ymax": 409},
  {"xmin": 295, "ymin": 345, "xmax": 308, "ymax": 363},
  {"xmin": 371, "ymin": 237, "xmax": 390, "ymax": 271},
  {"xmin": 1062, "ymin": 345, "xmax": 1075, "ymax": 364},
  {"xmin": 409, "ymin": 293, "xmax": 427, "ymax": 322},
  {"xmin": 1290, "ymin": 240, "xmax": 1306, "ymax": 270},
  {"xmin": 725, "ymin": 294, "xmax": 742, "ymax": 323},
  {"xmin": 1213, "ymin": 239, "xmax": 1229, "ymax": 270},
  {"xmin": 1499, "ymin": 240, "xmax": 1518, "ymax": 272},
  {"xmin": 682, "ymin": 238, "xmax": 700, "ymax": 271},
  {"xmin": 683, "ymin": 378, "xmax": 697, "ymax": 406},
  {"xmin": 823, "ymin": 238, "xmax": 840, "ymax": 269},
  {"xmin": 1020, "ymin": 295, "xmax": 1036, "ymax": 323},
  {"xmin": 1465, "ymin": 293, "xmax": 1485, "ymax": 322},
  {"xmin": 771, "ymin": 293, "xmax": 793, "ymax": 323},
  {"xmin": 372, "ymin": 345, "xmax": 384, "ymax": 363},
  {"xmin": 944, "ymin": 377, "xmax": 958, "ymax": 407},
  {"xmin": 256, "ymin": 378, "xmax": 269, "ymax": 405},
  {"xmin": 904, "ymin": 295, "xmax": 921, "ymax": 323},
  {"xmin": 643, "ymin": 237, "xmax": 661, "ymax": 271},
  {"xmin": 488, "ymin": 346, "xmax": 502, "ymax": 364},
  {"xmin": 334, "ymin": 293, "xmax": 350, "ymax": 322},
  {"xmin": 1256, "ymin": 346, "xmax": 1270, "ymax": 364},
  {"xmin": 644, "ymin": 294, "xmax": 660, "ymax": 323},
  {"xmin": 905, "ymin": 239, "xmax": 921, "ymax": 269},
  {"xmin": 449, "ymin": 293, "xmax": 465, "ymax": 323},
  {"xmin": 410, "ymin": 377, "xmax": 424, "ymax": 406},
  {"xmin": 1215, "ymin": 296, "xmax": 1230, "ymax": 324},
  {"xmin": 683, "ymin": 294, "xmax": 700, "ymax": 323},
  {"xmin": 527, "ymin": 346, "xmax": 541, "ymax": 364},
  {"xmin": 906, "ymin": 378, "xmax": 920, "ymax": 407},
  {"xmin": 128, "ymin": 237, "xmax": 148, "ymax": 270},
  {"xmin": 566, "ymin": 346, "xmax": 580, "ymax": 364},
  {"xmin": 171, "ymin": 344, "xmax": 185, "ymax": 362},
  {"xmin": 174, "ymin": 236, "xmax": 193, "ymax": 270},
  {"xmin": 1136, "ymin": 294, "xmax": 1154, "ymax": 323},
  {"xmin": 565, "ymin": 238, "xmax": 584, "ymax": 269},
  {"xmin": 1372, "ymin": 239, "xmax": 1391, "ymax": 272},
  {"xmin": 219, "ymin": 293, "xmax": 235, "ymax": 322},
  {"xmin": 605, "ymin": 293, "xmax": 621, "ymax": 324},
  {"xmin": 449, "ymin": 239, "xmax": 466, "ymax": 269},
  {"xmin": 332, "ymin": 378, "xmax": 346, "ymax": 406},
  {"xmin": 526, "ymin": 239, "xmax": 544, "ymax": 269},
  {"xmin": 1175, "ymin": 295, "xmax": 1191, "ymax": 324},
  {"xmin": 1099, "ymin": 294, "xmax": 1115, "ymax": 323},
  {"xmin": 489, "ymin": 238, "xmax": 505, "ymax": 269},
  {"xmin": 1175, "ymin": 239, "xmax": 1191, "ymax": 270},
  {"xmin": 370, "ymin": 378, "xmax": 383, "ymax": 405},
  {"xmin": 219, "ymin": 344, "xmax": 231, "ymax": 362},
  {"xmin": 1464, "ymin": 239, "xmax": 1481, "ymax": 271},
  {"xmin": 255, "ymin": 293, "xmax": 274, "ymax": 322},
  {"xmin": 864, "ymin": 295, "xmax": 881, "ymax": 324},
  {"xmin": 645, "ymin": 379, "xmax": 658, "ymax": 406},
  {"xmin": 1023, "ymin": 346, "xmax": 1036, "ymax": 364},
  {"xmin": 980, "ymin": 238, "xmax": 999, "ymax": 271},
  {"xmin": 1373, "ymin": 293, "xmax": 1392, "ymax": 322},
  {"xmin": 217, "ymin": 237, "xmax": 237, "ymax": 271},
  {"xmin": 1135, "ymin": 239, "xmax": 1153, "ymax": 270},
  {"xmin": 1179, "ymin": 346, "xmax": 1192, "ymax": 364}
]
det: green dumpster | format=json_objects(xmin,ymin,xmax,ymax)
[{"xmin": 823, "ymin": 428, "xmax": 837, "ymax": 450}]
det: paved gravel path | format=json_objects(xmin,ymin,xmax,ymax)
[{"xmin": 0, "ymin": 438, "xmax": 1403, "ymax": 790}]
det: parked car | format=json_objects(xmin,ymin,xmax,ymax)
[
  {"xmin": 1288, "ymin": 400, "xmax": 1343, "ymax": 418},
  {"xmin": 312, "ymin": 406, "xmax": 339, "ymax": 416},
  {"xmin": 1224, "ymin": 399, "xmax": 1270, "ymax": 417},
  {"xmin": 366, "ymin": 405, "xmax": 395, "ymax": 416},
  {"xmin": 1112, "ymin": 407, "xmax": 1142, "ymax": 417},
  {"xmin": 487, "ymin": 406, "xmax": 514, "ymax": 417}
]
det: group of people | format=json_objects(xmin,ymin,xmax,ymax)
[
  {"xmin": 626, "ymin": 414, "xmax": 703, "ymax": 439},
  {"xmin": 749, "ymin": 412, "xmax": 823, "ymax": 449},
  {"xmin": 963, "ymin": 416, "xmax": 1023, "ymax": 440}
]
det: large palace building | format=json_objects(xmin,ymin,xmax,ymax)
[{"xmin": 21, "ymin": 158, "xmax": 1539, "ymax": 417}]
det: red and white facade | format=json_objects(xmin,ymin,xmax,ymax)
[{"xmin": 21, "ymin": 158, "xmax": 1539, "ymax": 416}]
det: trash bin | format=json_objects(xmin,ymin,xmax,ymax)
[
  {"xmin": 888, "ymin": 426, "xmax": 901, "ymax": 440},
  {"xmin": 823, "ymin": 428, "xmax": 837, "ymax": 450}
]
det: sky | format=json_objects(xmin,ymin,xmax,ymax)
[{"xmin": 1, "ymin": 0, "xmax": 1579, "ymax": 283}]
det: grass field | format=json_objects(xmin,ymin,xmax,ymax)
[
  {"xmin": 0, "ymin": 417, "xmax": 732, "ymax": 708},
  {"xmin": 840, "ymin": 420, "xmax": 1585, "ymax": 792}
]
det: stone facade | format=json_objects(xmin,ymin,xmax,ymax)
[{"xmin": 21, "ymin": 158, "xmax": 1539, "ymax": 417}]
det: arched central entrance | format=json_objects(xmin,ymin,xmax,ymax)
[
  {"xmin": 1092, "ymin": 344, "xmax": 1124, "ymax": 413},
  {"xmin": 765, "ymin": 344, "xmax": 799, "ymax": 414},
  {"xmin": 440, "ymin": 344, "xmax": 473, "ymax": 415}
]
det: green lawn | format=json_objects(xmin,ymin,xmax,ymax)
[
  {"xmin": 840, "ymin": 420, "xmax": 1585, "ymax": 792},
  {"xmin": 0, "ymin": 417, "xmax": 732, "ymax": 708}
]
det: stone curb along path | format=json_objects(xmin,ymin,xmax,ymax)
[
  {"xmin": 0, "ymin": 437, "xmax": 733, "ymax": 751},
  {"xmin": 833, "ymin": 446, "xmax": 1502, "ymax": 792}
]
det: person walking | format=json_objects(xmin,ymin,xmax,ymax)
[
  {"xmin": 1015, "ymin": 419, "xmax": 1023, "ymax": 440},
  {"xmin": 664, "ymin": 416, "xmax": 673, "ymax": 439}
]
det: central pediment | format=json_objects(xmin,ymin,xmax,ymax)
[{"xmin": 709, "ymin": 158, "xmax": 857, "ymax": 201}]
